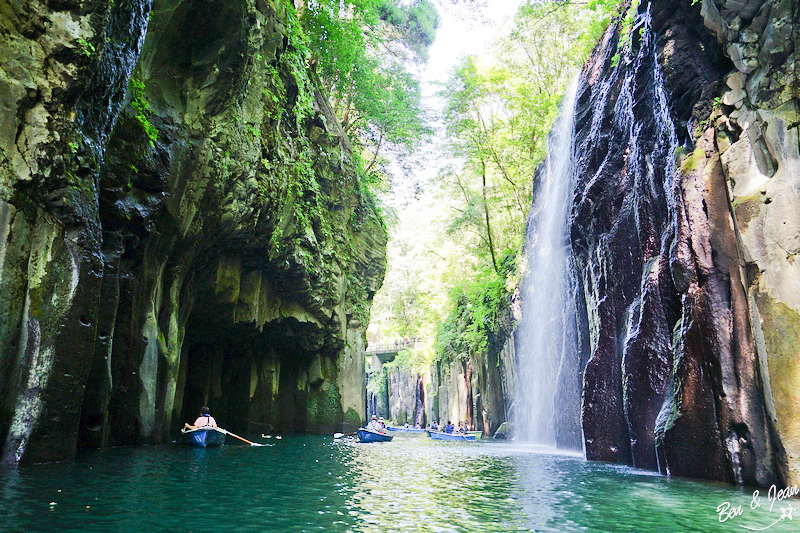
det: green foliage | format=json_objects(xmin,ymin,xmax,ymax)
[
  {"xmin": 250, "ymin": 7, "xmax": 387, "ymax": 322},
  {"xmin": 515, "ymin": 0, "xmax": 620, "ymax": 64},
  {"xmin": 129, "ymin": 76, "xmax": 158, "ymax": 147},
  {"xmin": 76, "ymin": 38, "xmax": 95, "ymax": 57},
  {"xmin": 436, "ymin": 265, "xmax": 513, "ymax": 362},
  {"xmin": 367, "ymin": 366, "xmax": 384, "ymax": 395},
  {"xmin": 437, "ymin": 0, "xmax": 618, "ymax": 278},
  {"xmin": 251, "ymin": 14, "xmax": 348, "ymax": 264},
  {"xmin": 371, "ymin": 0, "xmax": 617, "ymax": 366},
  {"xmin": 367, "ymin": 365, "xmax": 390, "ymax": 419},
  {"xmin": 301, "ymin": 0, "xmax": 436, "ymax": 185},
  {"xmin": 376, "ymin": 0, "xmax": 440, "ymax": 61},
  {"xmin": 367, "ymin": 188, "xmax": 456, "ymax": 344},
  {"xmin": 382, "ymin": 347, "xmax": 430, "ymax": 375},
  {"xmin": 245, "ymin": 123, "xmax": 261, "ymax": 138},
  {"xmin": 618, "ymin": 0, "xmax": 641, "ymax": 52}
]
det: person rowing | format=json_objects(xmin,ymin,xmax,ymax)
[
  {"xmin": 184, "ymin": 406, "xmax": 218, "ymax": 430},
  {"xmin": 366, "ymin": 414, "xmax": 384, "ymax": 432}
]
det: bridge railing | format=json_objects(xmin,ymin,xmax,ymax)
[{"xmin": 365, "ymin": 339, "xmax": 425, "ymax": 354}]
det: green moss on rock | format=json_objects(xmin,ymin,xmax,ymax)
[
  {"xmin": 756, "ymin": 293, "xmax": 800, "ymax": 481},
  {"xmin": 344, "ymin": 408, "xmax": 361, "ymax": 430},
  {"xmin": 307, "ymin": 382, "xmax": 342, "ymax": 431}
]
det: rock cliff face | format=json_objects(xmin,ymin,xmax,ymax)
[
  {"xmin": 569, "ymin": 0, "xmax": 797, "ymax": 485},
  {"xmin": 371, "ymin": 310, "xmax": 513, "ymax": 436},
  {"xmin": 0, "ymin": 0, "xmax": 386, "ymax": 464}
]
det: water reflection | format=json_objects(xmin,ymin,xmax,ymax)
[
  {"xmin": 0, "ymin": 437, "xmax": 796, "ymax": 532},
  {"xmin": 341, "ymin": 439, "xmax": 528, "ymax": 531}
]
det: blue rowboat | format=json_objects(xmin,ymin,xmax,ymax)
[
  {"xmin": 427, "ymin": 430, "xmax": 476, "ymax": 441},
  {"xmin": 386, "ymin": 425, "xmax": 426, "ymax": 436},
  {"xmin": 179, "ymin": 427, "xmax": 226, "ymax": 447},
  {"xmin": 357, "ymin": 428, "xmax": 394, "ymax": 443}
]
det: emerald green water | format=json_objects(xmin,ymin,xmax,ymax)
[{"xmin": 1, "ymin": 437, "xmax": 796, "ymax": 532}]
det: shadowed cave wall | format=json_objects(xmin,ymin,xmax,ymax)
[{"xmin": 0, "ymin": 0, "xmax": 386, "ymax": 464}]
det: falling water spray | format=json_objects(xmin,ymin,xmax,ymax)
[{"xmin": 514, "ymin": 77, "xmax": 582, "ymax": 448}]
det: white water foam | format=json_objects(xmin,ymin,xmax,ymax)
[{"xmin": 514, "ymin": 77, "xmax": 581, "ymax": 447}]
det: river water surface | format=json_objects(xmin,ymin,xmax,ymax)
[{"xmin": 1, "ymin": 436, "xmax": 795, "ymax": 532}]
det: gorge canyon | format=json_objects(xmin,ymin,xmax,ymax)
[{"xmin": 1, "ymin": 0, "xmax": 799, "ymax": 493}]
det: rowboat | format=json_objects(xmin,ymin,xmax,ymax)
[
  {"xmin": 468, "ymin": 431, "xmax": 482, "ymax": 440},
  {"xmin": 179, "ymin": 426, "xmax": 226, "ymax": 447},
  {"xmin": 357, "ymin": 428, "xmax": 394, "ymax": 443},
  {"xmin": 386, "ymin": 425, "xmax": 427, "ymax": 436},
  {"xmin": 427, "ymin": 430, "xmax": 476, "ymax": 441}
]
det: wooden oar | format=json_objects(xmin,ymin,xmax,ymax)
[
  {"xmin": 222, "ymin": 428, "xmax": 263, "ymax": 446},
  {"xmin": 333, "ymin": 432, "xmax": 357, "ymax": 439}
]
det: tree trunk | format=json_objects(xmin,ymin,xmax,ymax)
[
  {"xmin": 481, "ymin": 160, "xmax": 499, "ymax": 273},
  {"xmin": 364, "ymin": 132, "xmax": 383, "ymax": 175}
]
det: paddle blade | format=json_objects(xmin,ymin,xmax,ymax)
[{"xmin": 333, "ymin": 433, "xmax": 344, "ymax": 439}]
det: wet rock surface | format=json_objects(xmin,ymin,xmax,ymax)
[
  {"xmin": 570, "ymin": 0, "xmax": 797, "ymax": 485},
  {"xmin": 0, "ymin": 0, "xmax": 386, "ymax": 464}
]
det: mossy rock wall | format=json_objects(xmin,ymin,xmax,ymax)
[{"xmin": 0, "ymin": 0, "xmax": 386, "ymax": 464}]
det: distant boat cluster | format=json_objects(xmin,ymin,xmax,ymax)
[{"xmin": 354, "ymin": 424, "xmax": 481, "ymax": 443}]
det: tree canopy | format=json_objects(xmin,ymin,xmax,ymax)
[
  {"xmin": 301, "ymin": 0, "xmax": 440, "ymax": 186},
  {"xmin": 368, "ymin": 0, "xmax": 620, "ymax": 363}
]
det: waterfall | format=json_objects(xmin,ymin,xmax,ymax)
[{"xmin": 514, "ymin": 77, "xmax": 581, "ymax": 448}]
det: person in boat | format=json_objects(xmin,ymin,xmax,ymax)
[
  {"xmin": 379, "ymin": 417, "xmax": 387, "ymax": 430},
  {"xmin": 415, "ymin": 422, "xmax": 421, "ymax": 429},
  {"xmin": 459, "ymin": 421, "xmax": 469, "ymax": 433},
  {"xmin": 445, "ymin": 420, "xmax": 454, "ymax": 434},
  {"xmin": 430, "ymin": 421, "xmax": 439, "ymax": 431},
  {"xmin": 184, "ymin": 406, "xmax": 218, "ymax": 430},
  {"xmin": 367, "ymin": 414, "xmax": 382, "ymax": 432}
]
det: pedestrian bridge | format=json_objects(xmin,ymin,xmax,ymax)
[{"xmin": 365, "ymin": 340, "xmax": 424, "ymax": 366}]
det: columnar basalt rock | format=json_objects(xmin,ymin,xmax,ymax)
[
  {"xmin": 570, "ymin": 0, "xmax": 797, "ymax": 486},
  {"xmin": 0, "ymin": 0, "xmax": 153, "ymax": 464},
  {"xmin": 703, "ymin": 0, "xmax": 800, "ymax": 484},
  {"xmin": 0, "ymin": 0, "xmax": 386, "ymax": 464},
  {"xmin": 386, "ymin": 367, "xmax": 425, "ymax": 427}
]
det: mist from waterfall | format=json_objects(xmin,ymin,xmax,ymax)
[{"xmin": 514, "ymin": 77, "xmax": 581, "ymax": 447}]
